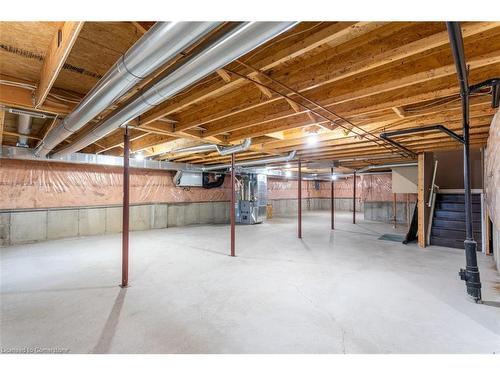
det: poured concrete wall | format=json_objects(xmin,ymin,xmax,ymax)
[
  {"xmin": 269, "ymin": 198, "xmax": 363, "ymax": 216},
  {"xmin": 0, "ymin": 202, "xmax": 230, "ymax": 246},
  {"xmin": 364, "ymin": 201, "xmax": 417, "ymax": 225}
]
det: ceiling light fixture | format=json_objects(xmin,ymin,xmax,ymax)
[
  {"xmin": 134, "ymin": 152, "xmax": 144, "ymax": 161},
  {"xmin": 307, "ymin": 133, "xmax": 318, "ymax": 146},
  {"xmin": 285, "ymin": 170, "xmax": 292, "ymax": 178}
]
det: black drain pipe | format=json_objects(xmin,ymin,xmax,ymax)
[{"xmin": 446, "ymin": 22, "xmax": 481, "ymax": 302}]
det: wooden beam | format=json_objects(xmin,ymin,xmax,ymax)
[
  {"xmin": 35, "ymin": 22, "xmax": 84, "ymax": 108},
  {"xmin": 216, "ymin": 69, "xmax": 232, "ymax": 83},
  {"xmin": 0, "ymin": 83, "xmax": 74, "ymax": 115},
  {"xmin": 132, "ymin": 22, "xmax": 148, "ymax": 35}
]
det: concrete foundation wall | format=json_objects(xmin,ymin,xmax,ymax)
[
  {"xmin": 1, "ymin": 198, "xmax": 411, "ymax": 246},
  {"xmin": 0, "ymin": 202, "xmax": 230, "ymax": 246},
  {"xmin": 364, "ymin": 201, "xmax": 417, "ymax": 224},
  {"xmin": 269, "ymin": 198, "xmax": 363, "ymax": 216}
]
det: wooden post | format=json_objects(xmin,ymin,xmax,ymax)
[{"xmin": 417, "ymin": 153, "xmax": 425, "ymax": 248}]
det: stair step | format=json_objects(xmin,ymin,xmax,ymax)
[
  {"xmin": 435, "ymin": 202, "xmax": 481, "ymax": 212},
  {"xmin": 434, "ymin": 211, "xmax": 482, "ymax": 221},
  {"xmin": 430, "ymin": 236, "xmax": 482, "ymax": 250},
  {"xmin": 432, "ymin": 219, "xmax": 481, "ymax": 231},
  {"xmin": 431, "ymin": 227, "xmax": 482, "ymax": 241},
  {"xmin": 436, "ymin": 194, "xmax": 481, "ymax": 203}
]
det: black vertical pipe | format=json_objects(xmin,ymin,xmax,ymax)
[
  {"xmin": 331, "ymin": 167, "xmax": 335, "ymax": 230},
  {"xmin": 352, "ymin": 171, "xmax": 356, "ymax": 224},
  {"xmin": 298, "ymin": 159, "xmax": 302, "ymax": 239},
  {"xmin": 121, "ymin": 126, "xmax": 130, "ymax": 288},
  {"xmin": 446, "ymin": 22, "xmax": 481, "ymax": 301}
]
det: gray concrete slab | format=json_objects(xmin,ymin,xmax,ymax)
[
  {"xmin": 47, "ymin": 209, "xmax": 79, "ymax": 240},
  {"xmin": 79, "ymin": 208, "xmax": 106, "ymax": 237},
  {"xmin": 199, "ymin": 202, "xmax": 214, "ymax": 224},
  {"xmin": 184, "ymin": 203, "xmax": 200, "ymax": 225},
  {"xmin": 0, "ymin": 212, "xmax": 10, "ymax": 246},
  {"xmin": 105, "ymin": 207, "xmax": 123, "ymax": 233},
  {"xmin": 1, "ymin": 212, "xmax": 499, "ymax": 354},
  {"xmin": 9, "ymin": 211, "xmax": 47, "ymax": 244},
  {"xmin": 213, "ymin": 202, "xmax": 229, "ymax": 224},
  {"xmin": 130, "ymin": 205, "xmax": 151, "ymax": 232},
  {"xmin": 167, "ymin": 204, "xmax": 185, "ymax": 227},
  {"xmin": 152, "ymin": 204, "xmax": 168, "ymax": 229}
]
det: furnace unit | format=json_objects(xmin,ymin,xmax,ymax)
[{"xmin": 236, "ymin": 174, "xmax": 267, "ymax": 224}]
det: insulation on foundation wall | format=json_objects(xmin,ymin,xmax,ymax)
[
  {"xmin": 0, "ymin": 159, "xmax": 231, "ymax": 210},
  {"xmin": 267, "ymin": 174, "xmax": 417, "ymax": 202}
]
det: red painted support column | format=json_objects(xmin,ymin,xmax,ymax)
[
  {"xmin": 121, "ymin": 126, "xmax": 130, "ymax": 288},
  {"xmin": 230, "ymin": 152, "xmax": 236, "ymax": 257},
  {"xmin": 352, "ymin": 171, "xmax": 356, "ymax": 224},
  {"xmin": 298, "ymin": 159, "xmax": 302, "ymax": 238},
  {"xmin": 331, "ymin": 167, "xmax": 335, "ymax": 230}
]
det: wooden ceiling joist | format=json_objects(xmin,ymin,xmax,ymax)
[{"xmin": 34, "ymin": 22, "xmax": 84, "ymax": 108}]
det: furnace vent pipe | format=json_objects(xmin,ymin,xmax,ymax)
[
  {"xmin": 172, "ymin": 138, "xmax": 252, "ymax": 155},
  {"xmin": 203, "ymin": 150, "xmax": 296, "ymax": 171},
  {"xmin": 216, "ymin": 138, "xmax": 252, "ymax": 155},
  {"xmin": 35, "ymin": 22, "xmax": 221, "ymax": 157},
  {"xmin": 51, "ymin": 22, "xmax": 297, "ymax": 159},
  {"xmin": 16, "ymin": 114, "xmax": 31, "ymax": 148}
]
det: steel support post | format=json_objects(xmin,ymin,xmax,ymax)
[
  {"xmin": 121, "ymin": 126, "xmax": 130, "ymax": 288},
  {"xmin": 352, "ymin": 171, "xmax": 356, "ymax": 224},
  {"xmin": 331, "ymin": 167, "xmax": 335, "ymax": 230},
  {"xmin": 298, "ymin": 159, "xmax": 302, "ymax": 238},
  {"xmin": 230, "ymin": 152, "xmax": 236, "ymax": 257}
]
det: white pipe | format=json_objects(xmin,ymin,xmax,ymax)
[
  {"xmin": 51, "ymin": 22, "xmax": 298, "ymax": 159},
  {"xmin": 35, "ymin": 22, "xmax": 221, "ymax": 157}
]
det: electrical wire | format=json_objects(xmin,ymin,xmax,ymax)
[{"xmin": 226, "ymin": 62, "xmax": 411, "ymax": 158}]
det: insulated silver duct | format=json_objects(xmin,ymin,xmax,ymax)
[
  {"xmin": 203, "ymin": 150, "xmax": 297, "ymax": 171},
  {"xmin": 35, "ymin": 22, "xmax": 221, "ymax": 157},
  {"xmin": 216, "ymin": 138, "xmax": 252, "ymax": 155},
  {"xmin": 16, "ymin": 114, "xmax": 31, "ymax": 148},
  {"xmin": 172, "ymin": 138, "xmax": 252, "ymax": 155},
  {"xmin": 356, "ymin": 162, "xmax": 417, "ymax": 173},
  {"xmin": 52, "ymin": 22, "xmax": 298, "ymax": 159}
]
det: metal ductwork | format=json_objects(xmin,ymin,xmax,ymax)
[
  {"xmin": 216, "ymin": 138, "xmax": 252, "ymax": 155},
  {"xmin": 35, "ymin": 22, "xmax": 221, "ymax": 158},
  {"xmin": 203, "ymin": 150, "xmax": 296, "ymax": 171},
  {"xmin": 16, "ymin": 114, "xmax": 31, "ymax": 148},
  {"xmin": 51, "ymin": 22, "xmax": 298, "ymax": 159},
  {"xmin": 356, "ymin": 162, "xmax": 417, "ymax": 173},
  {"xmin": 172, "ymin": 138, "xmax": 252, "ymax": 155}
]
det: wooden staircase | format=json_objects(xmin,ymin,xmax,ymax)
[{"xmin": 430, "ymin": 193, "xmax": 482, "ymax": 249}]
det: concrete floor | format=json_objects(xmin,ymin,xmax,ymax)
[{"xmin": 1, "ymin": 211, "xmax": 499, "ymax": 354}]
